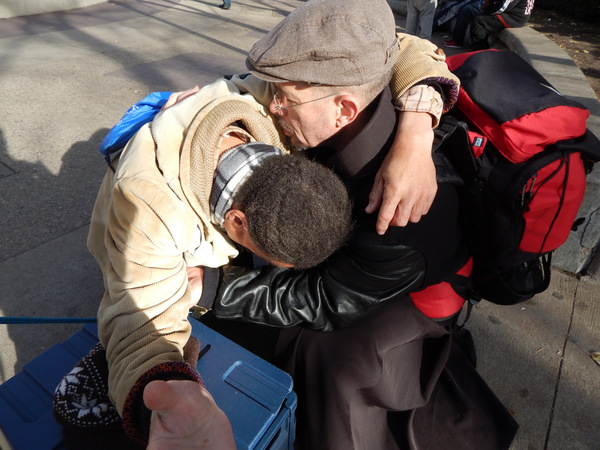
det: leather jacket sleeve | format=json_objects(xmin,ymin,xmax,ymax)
[{"xmin": 213, "ymin": 227, "xmax": 426, "ymax": 331}]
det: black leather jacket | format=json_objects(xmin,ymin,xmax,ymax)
[{"xmin": 214, "ymin": 89, "xmax": 468, "ymax": 331}]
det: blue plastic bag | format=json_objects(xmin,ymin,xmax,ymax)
[{"xmin": 100, "ymin": 91, "xmax": 172, "ymax": 158}]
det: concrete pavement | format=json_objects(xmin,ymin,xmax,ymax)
[{"xmin": 0, "ymin": 1, "xmax": 598, "ymax": 448}]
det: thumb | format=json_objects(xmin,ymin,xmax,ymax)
[{"xmin": 144, "ymin": 380, "xmax": 176, "ymax": 412}]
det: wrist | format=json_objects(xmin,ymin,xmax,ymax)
[
  {"xmin": 394, "ymin": 85, "xmax": 443, "ymax": 128},
  {"xmin": 397, "ymin": 111, "xmax": 436, "ymax": 137}
]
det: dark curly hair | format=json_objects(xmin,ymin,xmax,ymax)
[{"xmin": 233, "ymin": 155, "xmax": 353, "ymax": 269}]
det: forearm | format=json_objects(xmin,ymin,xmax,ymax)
[
  {"xmin": 395, "ymin": 84, "xmax": 443, "ymax": 128},
  {"xmin": 388, "ymin": 111, "xmax": 436, "ymax": 193},
  {"xmin": 367, "ymin": 34, "xmax": 460, "ymax": 231},
  {"xmin": 98, "ymin": 252, "xmax": 194, "ymax": 416},
  {"xmin": 214, "ymin": 241, "xmax": 426, "ymax": 330},
  {"xmin": 96, "ymin": 179, "xmax": 199, "ymax": 416},
  {"xmin": 215, "ymin": 265, "xmax": 335, "ymax": 330}
]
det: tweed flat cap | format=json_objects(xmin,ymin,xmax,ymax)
[{"xmin": 246, "ymin": 0, "xmax": 399, "ymax": 86}]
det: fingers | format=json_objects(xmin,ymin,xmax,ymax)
[
  {"xmin": 368, "ymin": 170, "xmax": 412, "ymax": 233},
  {"xmin": 377, "ymin": 193, "xmax": 410, "ymax": 233},
  {"xmin": 372, "ymin": 182, "xmax": 438, "ymax": 234},
  {"xmin": 365, "ymin": 173, "xmax": 384, "ymax": 214},
  {"xmin": 145, "ymin": 380, "xmax": 236, "ymax": 450},
  {"xmin": 161, "ymin": 86, "xmax": 200, "ymax": 110},
  {"xmin": 144, "ymin": 380, "xmax": 215, "ymax": 414},
  {"xmin": 161, "ymin": 93, "xmax": 180, "ymax": 110},
  {"xmin": 408, "ymin": 185, "xmax": 436, "ymax": 223}
]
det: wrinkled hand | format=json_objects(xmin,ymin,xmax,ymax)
[
  {"xmin": 145, "ymin": 380, "xmax": 236, "ymax": 450},
  {"xmin": 365, "ymin": 111, "xmax": 437, "ymax": 234},
  {"xmin": 162, "ymin": 85, "xmax": 201, "ymax": 110}
]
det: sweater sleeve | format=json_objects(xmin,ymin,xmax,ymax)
[
  {"xmin": 226, "ymin": 73, "xmax": 273, "ymax": 108},
  {"xmin": 390, "ymin": 33, "xmax": 460, "ymax": 113},
  {"xmin": 97, "ymin": 173, "xmax": 199, "ymax": 417}
]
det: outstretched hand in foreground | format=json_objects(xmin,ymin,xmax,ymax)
[{"xmin": 145, "ymin": 379, "xmax": 236, "ymax": 450}]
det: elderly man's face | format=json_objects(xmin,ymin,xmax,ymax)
[{"xmin": 269, "ymin": 82, "xmax": 340, "ymax": 150}]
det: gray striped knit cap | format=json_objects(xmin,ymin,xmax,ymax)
[{"xmin": 210, "ymin": 142, "xmax": 283, "ymax": 226}]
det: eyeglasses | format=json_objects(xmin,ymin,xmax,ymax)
[{"xmin": 272, "ymin": 90, "xmax": 339, "ymax": 115}]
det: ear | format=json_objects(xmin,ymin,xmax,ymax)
[
  {"xmin": 224, "ymin": 209, "xmax": 249, "ymax": 230},
  {"xmin": 223, "ymin": 209, "xmax": 250, "ymax": 245},
  {"xmin": 335, "ymin": 95, "xmax": 360, "ymax": 128}
]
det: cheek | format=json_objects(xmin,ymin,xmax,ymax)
[
  {"xmin": 291, "ymin": 114, "xmax": 331, "ymax": 147},
  {"xmin": 303, "ymin": 117, "xmax": 336, "ymax": 147}
]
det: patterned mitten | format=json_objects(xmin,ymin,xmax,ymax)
[
  {"xmin": 53, "ymin": 336, "xmax": 202, "ymax": 449},
  {"xmin": 52, "ymin": 342, "xmax": 143, "ymax": 449}
]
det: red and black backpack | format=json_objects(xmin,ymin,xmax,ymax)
[{"xmin": 437, "ymin": 50, "xmax": 600, "ymax": 305}]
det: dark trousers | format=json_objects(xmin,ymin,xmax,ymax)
[
  {"xmin": 470, "ymin": 13, "xmax": 527, "ymax": 49},
  {"xmin": 452, "ymin": 1, "xmax": 482, "ymax": 45},
  {"xmin": 470, "ymin": 14, "xmax": 507, "ymax": 49},
  {"xmin": 203, "ymin": 298, "xmax": 450, "ymax": 449}
]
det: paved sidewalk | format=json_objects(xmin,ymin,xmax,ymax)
[{"xmin": 0, "ymin": 1, "xmax": 599, "ymax": 449}]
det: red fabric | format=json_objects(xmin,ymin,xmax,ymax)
[
  {"xmin": 520, "ymin": 153, "xmax": 587, "ymax": 253},
  {"xmin": 445, "ymin": 50, "xmax": 491, "ymax": 72},
  {"xmin": 496, "ymin": 14, "xmax": 511, "ymax": 28},
  {"xmin": 410, "ymin": 258, "xmax": 473, "ymax": 319},
  {"xmin": 446, "ymin": 51, "xmax": 590, "ymax": 164},
  {"xmin": 453, "ymin": 90, "xmax": 589, "ymax": 164},
  {"xmin": 495, "ymin": 107, "xmax": 589, "ymax": 163}
]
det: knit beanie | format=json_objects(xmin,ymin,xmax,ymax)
[{"xmin": 210, "ymin": 142, "xmax": 283, "ymax": 226}]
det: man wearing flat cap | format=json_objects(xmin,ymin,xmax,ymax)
[
  {"xmin": 98, "ymin": 0, "xmax": 505, "ymax": 447},
  {"xmin": 205, "ymin": 0, "xmax": 474, "ymax": 447}
]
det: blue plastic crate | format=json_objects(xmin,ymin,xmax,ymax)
[{"xmin": 0, "ymin": 319, "xmax": 296, "ymax": 450}]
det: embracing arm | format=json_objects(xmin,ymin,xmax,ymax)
[
  {"xmin": 94, "ymin": 171, "xmax": 204, "ymax": 441},
  {"xmin": 366, "ymin": 110, "xmax": 437, "ymax": 232},
  {"xmin": 367, "ymin": 34, "xmax": 460, "ymax": 233},
  {"xmin": 390, "ymin": 33, "xmax": 459, "ymax": 109},
  {"xmin": 213, "ymin": 230, "xmax": 426, "ymax": 331}
]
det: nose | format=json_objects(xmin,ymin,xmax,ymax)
[{"xmin": 269, "ymin": 99, "xmax": 280, "ymax": 116}]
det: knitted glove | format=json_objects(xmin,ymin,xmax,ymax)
[
  {"xmin": 53, "ymin": 337, "xmax": 202, "ymax": 449},
  {"xmin": 53, "ymin": 342, "xmax": 143, "ymax": 449}
]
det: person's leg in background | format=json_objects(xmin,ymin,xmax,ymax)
[
  {"xmin": 418, "ymin": 0, "xmax": 438, "ymax": 40},
  {"xmin": 470, "ymin": 14, "xmax": 507, "ymax": 49},
  {"xmin": 444, "ymin": 0, "xmax": 481, "ymax": 47},
  {"xmin": 405, "ymin": 0, "xmax": 420, "ymax": 37}
]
